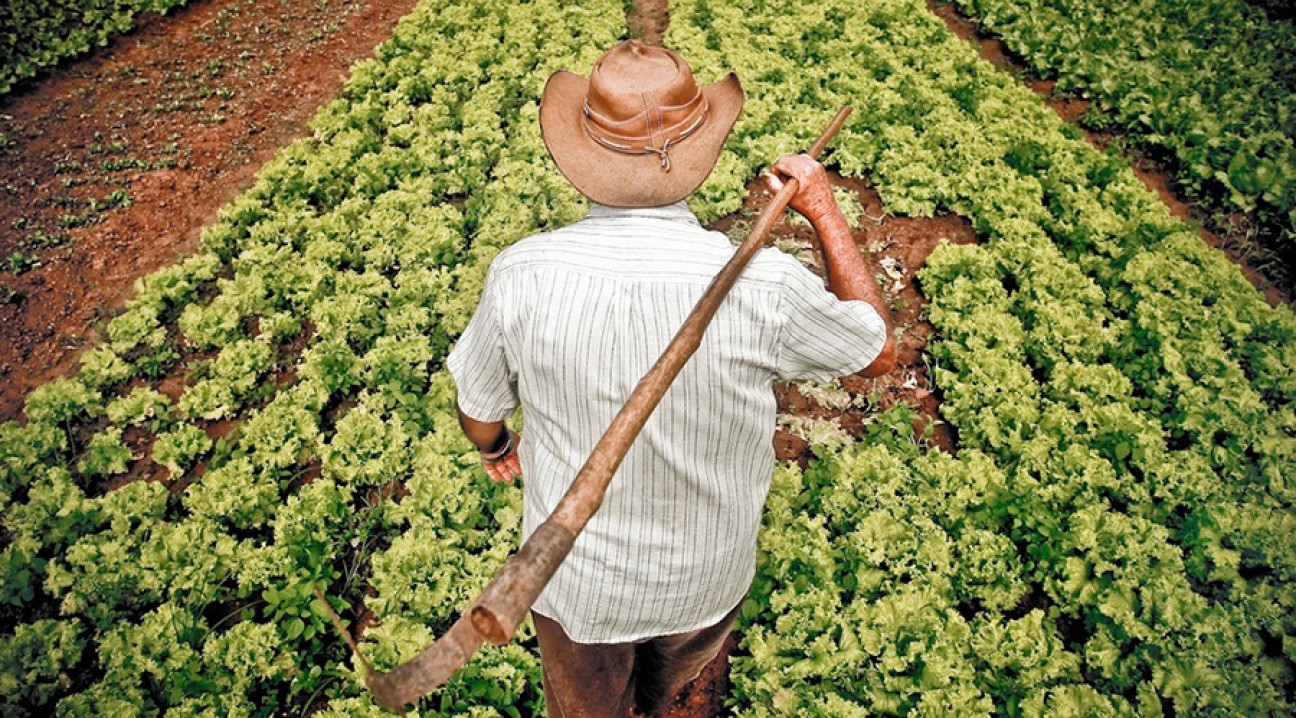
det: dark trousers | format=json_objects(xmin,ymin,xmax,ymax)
[{"xmin": 530, "ymin": 599, "xmax": 742, "ymax": 717}]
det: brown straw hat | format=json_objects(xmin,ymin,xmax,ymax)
[{"xmin": 539, "ymin": 39, "xmax": 744, "ymax": 207}]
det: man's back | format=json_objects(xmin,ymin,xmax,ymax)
[
  {"xmin": 447, "ymin": 200, "xmax": 888, "ymax": 642},
  {"xmin": 441, "ymin": 39, "xmax": 894, "ymax": 717}
]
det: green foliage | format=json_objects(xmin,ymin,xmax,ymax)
[
  {"xmin": 1, "ymin": 467, "xmax": 97, "ymax": 607},
  {"xmin": 73, "ymin": 345, "xmax": 134, "ymax": 391},
  {"xmin": 0, "ymin": 419, "xmax": 67, "ymax": 506},
  {"xmin": 952, "ymin": 0, "xmax": 1296, "ymax": 245},
  {"xmin": 78, "ymin": 601, "xmax": 207, "ymax": 713},
  {"xmin": 256, "ymin": 309, "xmax": 301, "ymax": 343},
  {"xmin": 167, "ymin": 621, "xmax": 297, "ymax": 717},
  {"xmin": 22, "ymin": 377, "xmax": 101, "ymax": 425},
  {"xmin": 234, "ymin": 381, "xmax": 325, "ymax": 471},
  {"xmin": 138, "ymin": 516, "xmax": 238, "ymax": 606},
  {"xmin": 150, "ymin": 422, "xmax": 212, "ymax": 475},
  {"xmin": 367, "ymin": 423, "xmax": 521, "ymax": 625},
  {"xmin": 75, "ymin": 426, "xmax": 133, "ymax": 478},
  {"xmin": 0, "ymin": 618, "xmax": 86, "ymax": 716},
  {"xmin": 105, "ymin": 303, "xmax": 166, "ymax": 353},
  {"xmin": 731, "ymin": 432, "xmax": 1028, "ymax": 715},
  {"xmin": 105, "ymin": 385, "xmax": 173, "ymax": 430},
  {"xmin": 234, "ymin": 478, "xmax": 355, "ymax": 681},
  {"xmin": 318, "ymin": 397, "xmax": 413, "ymax": 486},
  {"xmin": 0, "ymin": 0, "xmax": 194, "ymax": 96},
  {"xmin": 130, "ymin": 251, "xmax": 222, "ymax": 310},
  {"xmin": 42, "ymin": 480, "xmax": 168, "ymax": 629},
  {"xmin": 177, "ymin": 273, "xmax": 272, "ymax": 349},
  {"xmin": 181, "ymin": 455, "xmax": 279, "ymax": 529},
  {"xmin": 361, "ymin": 417, "xmax": 541, "ymax": 716},
  {"xmin": 136, "ymin": 341, "xmax": 179, "ymax": 379},
  {"xmin": 177, "ymin": 337, "xmax": 276, "ymax": 420}
]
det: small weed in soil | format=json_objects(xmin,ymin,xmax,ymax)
[{"xmin": 7, "ymin": 252, "xmax": 40, "ymax": 274}]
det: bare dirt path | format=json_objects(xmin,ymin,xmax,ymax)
[
  {"xmin": 0, "ymin": 0, "xmax": 424, "ymax": 423},
  {"xmin": 926, "ymin": 0, "xmax": 1292, "ymax": 308}
]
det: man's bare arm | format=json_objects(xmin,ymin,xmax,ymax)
[
  {"xmin": 455, "ymin": 400, "xmax": 522, "ymax": 483},
  {"xmin": 764, "ymin": 154, "xmax": 897, "ymax": 377}
]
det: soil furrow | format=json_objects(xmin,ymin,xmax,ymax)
[
  {"xmin": 0, "ymin": 0, "xmax": 424, "ymax": 423},
  {"xmin": 926, "ymin": 0, "xmax": 1292, "ymax": 308}
]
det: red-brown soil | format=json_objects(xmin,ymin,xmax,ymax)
[
  {"xmin": 628, "ymin": 0, "xmax": 671, "ymax": 46},
  {"xmin": 927, "ymin": 0, "xmax": 1292, "ymax": 309},
  {"xmin": 709, "ymin": 173, "xmax": 975, "ymax": 464},
  {"xmin": 0, "ymin": 0, "xmax": 424, "ymax": 424}
]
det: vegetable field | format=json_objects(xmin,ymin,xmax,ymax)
[
  {"xmin": 2, "ymin": 0, "xmax": 1294, "ymax": 716},
  {"xmin": 0, "ymin": 0, "xmax": 194, "ymax": 95},
  {"xmin": 949, "ymin": 0, "xmax": 1296, "ymax": 251}
]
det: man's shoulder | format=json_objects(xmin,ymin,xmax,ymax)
[
  {"xmin": 486, "ymin": 225, "xmax": 590, "ymax": 280},
  {"xmin": 488, "ymin": 230, "xmax": 553, "ymax": 266},
  {"xmin": 748, "ymin": 245, "xmax": 822, "ymax": 288},
  {"xmin": 487, "ymin": 217, "xmax": 815, "ymax": 290}
]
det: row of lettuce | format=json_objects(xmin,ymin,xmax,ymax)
[
  {"xmin": 2, "ymin": 0, "xmax": 1294, "ymax": 715},
  {"xmin": 0, "ymin": 0, "xmax": 193, "ymax": 96},
  {"xmin": 1, "ymin": 1, "xmax": 621, "ymax": 715},
  {"xmin": 947, "ymin": 0, "xmax": 1296, "ymax": 251},
  {"xmin": 669, "ymin": 0, "xmax": 1296, "ymax": 713}
]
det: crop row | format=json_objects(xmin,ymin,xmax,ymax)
[
  {"xmin": 0, "ymin": 0, "xmax": 194, "ymax": 96},
  {"xmin": 1, "ymin": 0, "xmax": 621, "ymax": 715},
  {"xmin": 947, "ymin": 0, "xmax": 1296, "ymax": 249},
  {"xmin": 663, "ymin": 0, "xmax": 1296, "ymax": 712},
  {"xmin": 2, "ymin": 0, "xmax": 1294, "ymax": 715}
]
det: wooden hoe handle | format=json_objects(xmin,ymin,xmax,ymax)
[{"xmin": 332, "ymin": 104, "xmax": 853, "ymax": 713}]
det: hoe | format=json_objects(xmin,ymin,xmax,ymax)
[{"xmin": 316, "ymin": 104, "xmax": 853, "ymax": 714}]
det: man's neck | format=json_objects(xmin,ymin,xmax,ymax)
[{"xmin": 585, "ymin": 199, "xmax": 699, "ymax": 226}]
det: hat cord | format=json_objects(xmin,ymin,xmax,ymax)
[
  {"xmin": 580, "ymin": 94, "xmax": 710, "ymax": 173},
  {"xmin": 582, "ymin": 86, "xmax": 703, "ymax": 125}
]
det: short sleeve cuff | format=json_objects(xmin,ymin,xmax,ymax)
[
  {"xmin": 445, "ymin": 346, "xmax": 519, "ymax": 423},
  {"xmin": 779, "ymin": 344, "xmax": 880, "ymax": 383}
]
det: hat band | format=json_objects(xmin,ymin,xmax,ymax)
[{"xmin": 580, "ymin": 88, "xmax": 710, "ymax": 172}]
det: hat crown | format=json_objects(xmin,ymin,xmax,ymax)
[
  {"xmin": 580, "ymin": 40, "xmax": 710, "ymax": 165},
  {"xmin": 537, "ymin": 39, "xmax": 744, "ymax": 207},
  {"xmin": 586, "ymin": 40, "xmax": 699, "ymax": 115}
]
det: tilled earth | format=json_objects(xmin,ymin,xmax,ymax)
[
  {"xmin": 0, "ymin": 0, "xmax": 423, "ymax": 423},
  {"xmin": 0, "ymin": 0, "xmax": 1286, "ymax": 715}
]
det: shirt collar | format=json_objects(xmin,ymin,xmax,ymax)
[{"xmin": 585, "ymin": 199, "xmax": 701, "ymax": 227}]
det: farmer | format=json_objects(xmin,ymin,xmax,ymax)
[{"xmin": 445, "ymin": 39, "xmax": 895, "ymax": 717}]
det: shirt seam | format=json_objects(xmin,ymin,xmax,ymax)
[
  {"xmin": 774, "ymin": 260, "xmax": 790, "ymax": 378},
  {"xmin": 492, "ymin": 262, "xmax": 788, "ymax": 289},
  {"xmin": 491, "ymin": 245, "xmax": 791, "ymax": 290}
]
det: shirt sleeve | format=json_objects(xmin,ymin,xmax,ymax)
[
  {"xmin": 774, "ymin": 256, "xmax": 889, "ymax": 383},
  {"xmin": 445, "ymin": 262, "xmax": 520, "ymax": 422}
]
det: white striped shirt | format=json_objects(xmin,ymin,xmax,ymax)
[{"xmin": 445, "ymin": 199, "xmax": 887, "ymax": 643}]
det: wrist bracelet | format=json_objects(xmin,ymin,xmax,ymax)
[{"xmin": 480, "ymin": 430, "xmax": 516, "ymax": 462}]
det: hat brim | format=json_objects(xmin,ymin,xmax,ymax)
[{"xmin": 539, "ymin": 70, "xmax": 744, "ymax": 208}]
